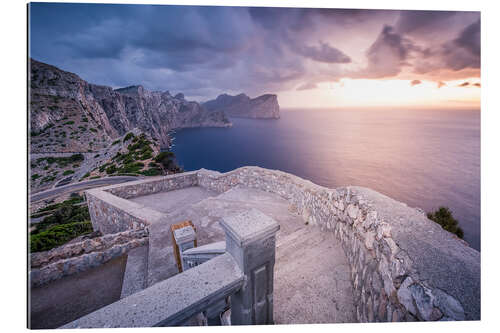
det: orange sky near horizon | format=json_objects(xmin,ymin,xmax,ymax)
[{"xmin": 278, "ymin": 77, "xmax": 480, "ymax": 109}]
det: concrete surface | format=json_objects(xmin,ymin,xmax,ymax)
[
  {"xmin": 61, "ymin": 253, "xmax": 245, "ymax": 328},
  {"xmin": 129, "ymin": 186, "xmax": 218, "ymax": 214},
  {"xmin": 274, "ymin": 227, "xmax": 356, "ymax": 324},
  {"xmin": 29, "ymin": 255, "xmax": 127, "ymax": 329},
  {"xmin": 121, "ymin": 245, "xmax": 149, "ymax": 299},
  {"xmin": 129, "ymin": 185, "xmax": 354, "ymax": 324},
  {"xmin": 144, "ymin": 186, "xmax": 306, "ymax": 286}
]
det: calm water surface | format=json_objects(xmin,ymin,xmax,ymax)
[{"xmin": 172, "ymin": 108, "xmax": 480, "ymax": 250}]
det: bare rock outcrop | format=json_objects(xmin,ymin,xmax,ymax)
[
  {"xmin": 29, "ymin": 58, "xmax": 232, "ymax": 153},
  {"xmin": 203, "ymin": 93, "xmax": 280, "ymax": 119}
]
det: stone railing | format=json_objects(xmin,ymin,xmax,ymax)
[
  {"xmin": 83, "ymin": 166, "xmax": 480, "ymax": 322},
  {"xmin": 30, "ymin": 229, "xmax": 148, "ymax": 287},
  {"xmin": 61, "ymin": 208, "xmax": 280, "ymax": 328}
]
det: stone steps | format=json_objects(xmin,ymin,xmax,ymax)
[
  {"xmin": 275, "ymin": 226, "xmax": 325, "ymax": 262},
  {"xmin": 273, "ymin": 226, "xmax": 357, "ymax": 324},
  {"xmin": 120, "ymin": 245, "xmax": 149, "ymax": 299}
]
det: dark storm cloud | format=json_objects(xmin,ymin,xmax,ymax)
[
  {"xmin": 396, "ymin": 10, "xmax": 457, "ymax": 34},
  {"xmin": 454, "ymin": 19, "xmax": 480, "ymax": 56},
  {"xmin": 349, "ymin": 25, "xmax": 416, "ymax": 79},
  {"xmin": 410, "ymin": 79, "xmax": 422, "ymax": 86},
  {"xmin": 30, "ymin": 3, "xmax": 355, "ymax": 97},
  {"xmin": 292, "ymin": 42, "xmax": 351, "ymax": 64},
  {"xmin": 29, "ymin": 3, "xmax": 480, "ymax": 100},
  {"xmin": 441, "ymin": 20, "xmax": 480, "ymax": 71}
]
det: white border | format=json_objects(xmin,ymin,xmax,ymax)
[{"xmin": 1, "ymin": 1, "xmax": 498, "ymax": 333}]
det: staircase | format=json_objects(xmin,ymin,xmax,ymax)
[{"xmin": 274, "ymin": 226, "xmax": 356, "ymax": 324}]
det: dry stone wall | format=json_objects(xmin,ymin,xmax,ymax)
[
  {"xmin": 105, "ymin": 171, "xmax": 198, "ymax": 199},
  {"xmin": 30, "ymin": 229, "xmax": 148, "ymax": 287}
]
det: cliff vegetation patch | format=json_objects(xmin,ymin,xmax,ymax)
[{"xmin": 427, "ymin": 206, "xmax": 464, "ymax": 239}]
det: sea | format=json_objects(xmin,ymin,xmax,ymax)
[{"xmin": 171, "ymin": 108, "xmax": 481, "ymax": 251}]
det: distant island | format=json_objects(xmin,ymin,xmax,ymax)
[{"xmin": 203, "ymin": 93, "xmax": 280, "ymax": 119}]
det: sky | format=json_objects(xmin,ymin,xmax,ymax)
[{"xmin": 29, "ymin": 3, "xmax": 480, "ymax": 109}]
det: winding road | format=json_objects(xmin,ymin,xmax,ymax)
[{"xmin": 30, "ymin": 176, "xmax": 140, "ymax": 203}]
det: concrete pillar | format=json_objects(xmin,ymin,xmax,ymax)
[
  {"xmin": 220, "ymin": 208, "xmax": 280, "ymax": 325},
  {"xmin": 173, "ymin": 226, "xmax": 196, "ymax": 272}
]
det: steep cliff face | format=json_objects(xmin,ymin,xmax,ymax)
[
  {"xmin": 29, "ymin": 59, "xmax": 231, "ymax": 152},
  {"xmin": 203, "ymin": 93, "xmax": 280, "ymax": 119}
]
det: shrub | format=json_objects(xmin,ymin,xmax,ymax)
[
  {"xmin": 30, "ymin": 221, "xmax": 93, "ymax": 252},
  {"xmin": 139, "ymin": 151, "xmax": 153, "ymax": 160},
  {"xmin": 31, "ymin": 196, "xmax": 86, "ymax": 219},
  {"xmin": 31, "ymin": 174, "xmax": 40, "ymax": 181},
  {"xmin": 36, "ymin": 154, "xmax": 84, "ymax": 168},
  {"xmin": 119, "ymin": 162, "xmax": 144, "ymax": 174},
  {"xmin": 112, "ymin": 139, "xmax": 121, "ymax": 146},
  {"xmin": 41, "ymin": 175, "xmax": 56, "ymax": 183},
  {"xmin": 140, "ymin": 168, "xmax": 162, "ymax": 176},
  {"xmin": 80, "ymin": 172, "xmax": 90, "ymax": 180},
  {"xmin": 105, "ymin": 164, "xmax": 117, "ymax": 174},
  {"xmin": 64, "ymin": 121, "xmax": 75, "ymax": 125},
  {"xmin": 427, "ymin": 207, "xmax": 464, "ymax": 239},
  {"xmin": 123, "ymin": 132, "xmax": 135, "ymax": 142},
  {"xmin": 90, "ymin": 128, "xmax": 98, "ymax": 133},
  {"xmin": 154, "ymin": 151, "xmax": 176, "ymax": 170},
  {"xmin": 62, "ymin": 170, "xmax": 75, "ymax": 176},
  {"xmin": 99, "ymin": 163, "xmax": 110, "ymax": 172}
]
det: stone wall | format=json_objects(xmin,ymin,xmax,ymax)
[
  {"xmin": 86, "ymin": 188, "xmax": 162, "ymax": 234},
  {"xmin": 82, "ymin": 166, "xmax": 480, "ymax": 322},
  {"xmin": 30, "ymin": 229, "xmax": 148, "ymax": 287},
  {"xmin": 86, "ymin": 172, "xmax": 199, "ymax": 234},
  {"xmin": 195, "ymin": 167, "xmax": 480, "ymax": 321},
  {"xmin": 104, "ymin": 171, "xmax": 199, "ymax": 199}
]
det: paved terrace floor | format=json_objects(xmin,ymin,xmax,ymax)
[{"xmin": 129, "ymin": 185, "xmax": 356, "ymax": 324}]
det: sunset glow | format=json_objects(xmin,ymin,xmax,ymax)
[{"xmin": 279, "ymin": 78, "xmax": 481, "ymax": 109}]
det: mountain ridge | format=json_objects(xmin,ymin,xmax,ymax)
[{"xmin": 29, "ymin": 58, "xmax": 231, "ymax": 153}]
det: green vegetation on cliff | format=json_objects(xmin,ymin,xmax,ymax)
[
  {"xmin": 427, "ymin": 206, "xmax": 464, "ymax": 239},
  {"xmin": 30, "ymin": 222, "xmax": 93, "ymax": 253},
  {"xmin": 30, "ymin": 195, "xmax": 93, "ymax": 252}
]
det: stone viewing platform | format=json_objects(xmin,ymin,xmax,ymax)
[{"xmin": 39, "ymin": 166, "xmax": 479, "ymax": 327}]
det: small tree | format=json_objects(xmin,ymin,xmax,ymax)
[{"xmin": 427, "ymin": 206, "xmax": 464, "ymax": 239}]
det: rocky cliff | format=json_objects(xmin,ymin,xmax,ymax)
[
  {"xmin": 29, "ymin": 59, "xmax": 231, "ymax": 153},
  {"xmin": 203, "ymin": 93, "xmax": 280, "ymax": 119}
]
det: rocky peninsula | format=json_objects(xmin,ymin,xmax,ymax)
[{"xmin": 203, "ymin": 93, "xmax": 280, "ymax": 119}]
